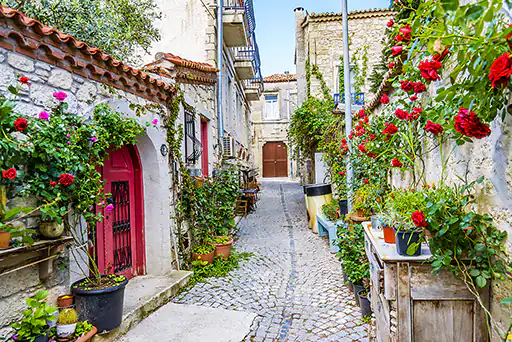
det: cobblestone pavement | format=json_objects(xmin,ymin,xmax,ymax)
[{"xmin": 174, "ymin": 181, "xmax": 369, "ymax": 341}]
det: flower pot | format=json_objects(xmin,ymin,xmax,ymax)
[
  {"xmin": 370, "ymin": 216, "xmax": 380, "ymax": 230},
  {"xmin": 192, "ymin": 250, "xmax": 215, "ymax": 265},
  {"xmin": 213, "ymin": 237, "xmax": 233, "ymax": 259},
  {"xmin": 358, "ymin": 290, "xmax": 372, "ymax": 317},
  {"xmin": 383, "ymin": 226, "xmax": 396, "ymax": 244},
  {"xmin": 56, "ymin": 323, "xmax": 77, "ymax": 338},
  {"xmin": 355, "ymin": 209, "xmax": 365, "ymax": 217},
  {"xmin": 347, "ymin": 280, "xmax": 354, "ymax": 293},
  {"xmin": 342, "ymin": 270, "xmax": 348, "ymax": 283},
  {"xmin": 0, "ymin": 231, "xmax": 11, "ymax": 249},
  {"xmin": 338, "ymin": 199, "xmax": 348, "ymax": 215},
  {"xmin": 39, "ymin": 221, "xmax": 64, "ymax": 239},
  {"xmin": 57, "ymin": 294, "xmax": 73, "ymax": 308},
  {"xmin": 353, "ymin": 284, "xmax": 364, "ymax": 306},
  {"xmin": 75, "ymin": 326, "xmax": 97, "ymax": 342},
  {"xmin": 71, "ymin": 275, "xmax": 128, "ymax": 334},
  {"xmin": 395, "ymin": 229, "xmax": 422, "ymax": 256}
]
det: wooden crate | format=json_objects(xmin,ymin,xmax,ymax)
[{"xmin": 364, "ymin": 223, "xmax": 489, "ymax": 342}]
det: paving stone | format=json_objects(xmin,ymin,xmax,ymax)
[{"xmin": 173, "ymin": 181, "xmax": 369, "ymax": 341}]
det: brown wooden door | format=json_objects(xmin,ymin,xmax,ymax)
[{"xmin": 263, "ymin": 142, "xmax": 288, "ymax": 178}]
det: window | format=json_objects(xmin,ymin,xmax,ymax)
[
  {"xmin": 264, "ymin": 94, "xmax": 279, "ymax": 120},
  {"xmin": 184, "ymin": 108, "xmax": 202, "ymax": 165}
]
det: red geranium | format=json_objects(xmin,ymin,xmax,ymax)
[
  {"xmin": 391, "ymin": 158, "xmax": 403, "ymax": 167},
  {"xmin": 454, "ymin": 108, "xmax": 491, "ymax": 139},
  {"xmin": 489, "ymin": 52, "xmax": 512, "ymax": 88},
  {"xmin": 387, "ymin": 19, "xmax": 394, "ymax": 28},
  {"xmin": 14, "ymin": 118, "xmax": 28, "ymax": 131},
  {"xmin": 382, "ymin": 123, "xmax": 398, "ymax": 135},
  {"xmin": 419, "ymin": 59, "xmax": 443, "ymax": 82},
  {"xmin": 410, "ymin": 95, "xmax": 418, "ymax": 102},
  {"xmin": 2, "ymin": 168, "xmax": 17, "ymax": 179},
  {"xmin": 358, "ymin": 144, "xmax": 367, "ymax": 153},
  {"xmin": 395, "ymin": 108, "xmax": 408, "ymax": 120},
  {"xmin": 413, "ymin": 82, "xmax": 427, "ymax": 93},
  {"xmin": 400, "ymin": 80, "xmax": 414, "ymax": 93},
  {"xmin": 388, "ymin": 62, "xmax": 395, "ymax": 69},
  {"xmin": 380, "ymin": 94, "xmax": 390, "ymax": 104},
  {"xmin": 425, "ymin": 120, "xmax": 443, "ymax": 135},
  {"xmin": 411, "ymin": 210, "xmax": 428, "ymax": 228},
  {"xmin": 19, "ymin": 76, "xmax": 30, "ymax": 85},
  {"xmin": 50, "ymin": 180, "xmax": 57, "ymax": 188},
  {"xmin": 364, "ymin": 179, "xmax": 369, "ymax": 184},
  {"xmin": 407, "ymin": 108, "xmax": 422, "ymax": 121},
  {"xmin": 391, "ymin": 46, "xmax": 404, "ymax": 56},
  {"xmin": 58, "ymin": 173, "xmax": 75, "ymax": 186}
]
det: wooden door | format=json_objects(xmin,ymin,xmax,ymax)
[
  {"xmin": 263, "ymin": 142, "xmax": 288, "ymax": 178},
  {"xmin": 95, "ymin": 145, "xmax": 145, "ymax": 279}
]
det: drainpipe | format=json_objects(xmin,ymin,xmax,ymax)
[
  {"xmin": 217, "ymin": 0, "xmax": 225, "ymax": 147},
  {"xmin": 342, "ymin": 0, "xmax": 353, "ymax": 211}
]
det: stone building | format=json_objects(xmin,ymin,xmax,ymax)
[
  {"xmin": 251, "ymin": 74, "xmax": 298, "ymax": 179},
  {"xmin": 150, "ymin": 0, "xmax": 263, "ymax": 165}
]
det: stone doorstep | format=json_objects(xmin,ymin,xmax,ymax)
[{"xmin": 93, "ymin": 270, "xmax": 193, "ymax": 342}]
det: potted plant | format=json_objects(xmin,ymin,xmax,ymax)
[
  {"xmin": 56, "ymin": 308, "xmax": 78, "ymax": 338},
  {"xmin": 213, "ymin": 235, "xmax": 234, "ymax": 259},
  {"xmin": 378, "ymin": 212, "xmax": 396, "ymax": 244},
  {"xmin": 385, "ymin": 189, "xmax": 427, "ymax": 256},
  {"xmin": 358, "ymin": 286, "xmax": 372, "ymax": 318},
  {"xmin": 57, "ymin": 294, "xmax": 73, "ymax": 308},
  {"xmin": 321, "ymin": 199, "xmax": 341, "ymax": 222},
  {"xmin": 38, "ymin": 204, "xmax": 66, "ymax": 239},
  {"xmin": 191, "ymin": 243, "xmax": 216, "ymax": 264},
  {"xmin": 11, "ymin": 290, "xmax": 57, "ymax": 342}
]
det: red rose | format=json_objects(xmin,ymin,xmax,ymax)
[
  {"xmin": 358, "ymin": 144, "xmax": 367, "ymax": 153},
  {"xmin": 489, "ymin": 52, "xmax": 512, "ymax": 88},
  {"xmin": 395, "ymin": 108, "xmax": 408, "ymax": 120},
  {"xmin": 387, "ymin": 19, "xmax": 394, "ymax": 28},
  {"xmin": 391, "ymin": 158, "xmax": 403, "ymax": 167},
  {"xmin": 364, "ymin": 116, "xmax": 369, "ymax": 123},
  {"xmin": 338, "ymin": 171, "xmax": 345, "ymax": 176},
  {"xmin": 410, "ymin": 95, "xmax": 418, "ymax": 102},
  {"xmin": 368, "ymin": 152, "xmax": 376, "ymax": 159},
  {"xmin": 454, "ymin": 108, "xmax": 491, "ymax": 139},
  {"xmin": 418, "ymin": 59, "xmax": 443, "ymax": 82},
  {"xmin": 19, "ymin": 76, "xmax": 30, "ymax": 85},
  {"xmin": 425, "ymin": 120, "xmax": 443, "ymax": 135},
  {"xmin": 364, "ymin": 179, "xmax": 369, "ymax": 184},
  {"xmin": 411, "ymin": 210, "xmax": 428, "ymax": 228},
  {"xmin": 400, "ymin": 80, "xmax": 414, "ymax": 93},
  {"xmin": 2, "ymin": 167, "xmax": 17, "ymax": 179},
  {"xmin": 399, "ymin": 25, "xmax": 412, "ymax": 40},
  {"xmin": 394, "ymin": 35, "xmax": 404, "ymax": 42},
  {"xmin": 380, "ymin": 94, "xmax": 390, "ymax": 104},
  {"xmin": 388, "ymin": 62, "xmax": 395, "ymax": 69},
  {"xmin": 382, "ymin": 122, "xmax": 398, "ymax": 135},
  {"xmin": 358, "ymin": 109, "xmax": 365, "ymax": 118},
  {"xmin": 413, "ymin": 82, "xmax": 427, "ymax": 93},
  {"xmin": 14, "ymin": 117, "xmax": 28, "ymax": 131},
  {"xmin": 432, "ymin": 49, "xmax": 450, "ymax": 62},
  {"xmin": 369, "ymin": 134, "xmax": 376, "ymax": 140},
  {"xmin": 407, "ymin": 108, "xmax": 422, "ymax": 121},
  {"xmin": 58, "ymin": 173, "xmax": 75, "ymax": 186},
  {"xmin": 391, "ymin": 46, "xmax": 404, "ymax": 56},
  {"xmin": 50, "ymin": 180, "xmax": 57, "ymax": 188}
]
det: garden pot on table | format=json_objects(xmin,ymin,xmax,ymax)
[
  {"xmin": 382, "ymin": 226, "xmax": 396, "ymax": 244},
  {"xmin": 39, "ymin": 221, "xmax": 64, "ymax": 239},
  {"xmin": 0, "ymin": 231, "xmax": 10, "ymax": 249},
  {"xmin": 395, "ymin": 229, "xmax": 422, "ymax": 256},
  {"xmin": 71, "ymin": 275, "xmax": 128, "ymax": 334},
  {"xmin": 213, "ymin": 237, "xmax": 233, "ymax": 259},
  {"xmin": 370, "ymin": 216, "xmax": 379, "ymax": 230},
  {"xmin": 358, "ymin": 290, "xmax": 372, "ymax": 317}
]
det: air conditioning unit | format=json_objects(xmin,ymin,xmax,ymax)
[{"xmin": 222, "ymin": 136, "xmax": 235, "ymax": 158}]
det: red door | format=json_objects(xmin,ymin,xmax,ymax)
[
  {"xmin": 95, "ymin": 145, "xmax": 145, "ymax": 279},
  {"xmin": 263, "ymin": 142, "xmax": 288, "ymax": 178},
  {"xmin": 201, "ymin": 118, "xmax": 209, "ymax": 177}
]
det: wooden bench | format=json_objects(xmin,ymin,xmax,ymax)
[{"xmin": 316, "ymin": 213, "xmax": 342, "ymax": 253}]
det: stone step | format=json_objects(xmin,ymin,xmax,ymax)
[{"xmin": 93, "ymin": 270, "xmax": 193, "ymax": 342}]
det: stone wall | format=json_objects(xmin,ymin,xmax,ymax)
[{"xmin": 0, "ymin": 47, "xmax": 175, "ymax": 336}]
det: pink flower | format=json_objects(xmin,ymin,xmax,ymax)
[
  {"xmin": 152, "ymin": 118, "xmax": 159, "ymax": 125},
  {"xmin": 391, "ymin": 46, "xmax": 404, "ymax": 56},
  {"xmin": 106, "ymin": 204, "xmax": 114, "ymax": 211},
  {"xmin": 66, "ymin": 134, "xmax": 71, "ymax": 138},
  {"xmin": 38, "ymin": 111, "xmax": 49, "ymax": 120},
  {"xmin": 425, "ymin": 120, "xmax": 443, "ymax": 135},
  {"xmin": 67, "ymin": 141, "xmax": 71, "ymax": 145},
  {"xmin": 91, "ymin": 137, "xmax": 98, "ymax": 142},
  {"xmin": 53, "ymin": 91, "xmax": 67, "ymax": 102}
]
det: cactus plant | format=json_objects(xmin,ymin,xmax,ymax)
[{"xmin": 57, "ymin": 308, "xmax": 78, "ymax": 325}]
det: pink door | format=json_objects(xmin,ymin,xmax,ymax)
[
  {"xmin": 201, "ymin": 119, "xmax": 209, "ymax": 177},
  {"xmin": 94, "ymin": 145, "xmax": 145, "ymax": 279}
]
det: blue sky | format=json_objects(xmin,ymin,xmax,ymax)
[{"xmin": 254, "ymin": 0, "xmax": 390, "ymax": 76}]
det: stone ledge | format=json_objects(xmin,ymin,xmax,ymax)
[{"xmin": 92, "ymin": 270, "xmax": 193, "ymax": 342}]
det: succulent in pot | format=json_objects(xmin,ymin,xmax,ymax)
[{"xmin": 56, "ymin": 308, "xmax": 78, "ymax": 338}]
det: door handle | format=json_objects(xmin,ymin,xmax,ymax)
[{"xmin": 274, "ymin": 161, "xmax": 277, "ymax": 164}]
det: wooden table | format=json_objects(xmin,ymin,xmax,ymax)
[{"xmin": 363, "ymin": 223, "xmax": 489, "ymax": 342}]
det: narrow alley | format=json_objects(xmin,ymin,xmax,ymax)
[{"xmin": 121, "ymin": 181, "xmax": 368, "ymax": 342}]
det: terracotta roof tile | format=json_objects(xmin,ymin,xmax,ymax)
[
  {"xmin": 0, "ymin": 5, "xmax": 176, "ymax": 104},
  {"xmin": 304, "ymin": 8, "xmax": 395, "ymax": 24},
  {"xmin": 160, "ymin": 53, "xmax": 219, "ymax": 73},
  {"xmin": 263, "ymin": 74, "xmax": 297, "ymax": 83}
]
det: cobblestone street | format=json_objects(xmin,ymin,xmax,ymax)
[{"xmin": 174, "ymin": 181, "xmax": 369, "ymax": 341}]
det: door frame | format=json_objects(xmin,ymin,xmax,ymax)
[{"xmin": 200, "ymin": 117, "xmax": 209, "ymax": 177}]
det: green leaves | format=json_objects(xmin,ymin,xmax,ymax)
[{"xmin": 441, "ymin": 0, "xmax": 459, "ymax": 11}]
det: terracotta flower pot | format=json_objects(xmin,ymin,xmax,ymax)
[
  {"xmin": 40, "ymin": 221, "xmax": 64, "ymax": 239},
  {"xmin": 192, "ymin": 250, "xmax": 215, "ymax": 265},
  {"xmin": 383, "ymin": 226, "xmax": 396, "ymax": 244},
  {"xmin": 356, "ymin": 209, "xmax": 365, "ymax": 217},
  {"xmin": 213, "ymin": 237, "xmax": 233, "ymax": 259},
  {"xmin": 75, "ymin": 326, "xmax": 97, "ymax": 342},
  {"xmin": 57, "ymin": 294, "xmax": 73, "ymax": 308},
  {"xmin": 0, "ymin": 231, "xmax": 11, "ymax": 249}
]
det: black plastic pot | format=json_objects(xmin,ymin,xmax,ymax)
[
  {"xmin": 353, "ymin": 284, "xmax": 364, "ymax": 306},
  {"xmin": 304, "ymin": 184, "xmax": 332, "ymax": 197},
  {"xmin": 358, "ymin": 290, "xmax": 372, "ymax": 317},
  {"xmin": 338, "ymin": 199, "xmax": 348, "ymax": 215},
  {"xmin": 71, "ymin": 276, "xmax": 129, "ymax": 334},
  {"xmin": 395, "ymin": 229, "xmax": 422, "ymax": 256},
  {"xmin": 342, "ymin": 270, "xmax": 348, "ymax": 284}
]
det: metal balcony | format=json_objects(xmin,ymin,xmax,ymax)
[
  {"xmin": 223, "ymin": 0, "xmax": 256, "ymax": 47},
  {"xmin": 334, "ymin": 92, "xmax": 365, "ymax": 106},
  {"xmin": 231, "ymin": 32, "xmax": 261, "ymax": 80},
  {"xmin": 244, "ymin": 76, "xmax": 263, "ymax": 101}
]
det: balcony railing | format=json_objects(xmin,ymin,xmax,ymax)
[
  {"xmin": 334, "ymin": 92, "xmax": 365, "ymax": 106},
  {"xmin": 224, "ymin": 0, "xmax": 256, "ymax": 36},
  {"xmin": 244, "ymin": 76, "xmax": 263, "ymax": 93},
  {"xmin": 231, "ymin": 31, "xmax": 262, "ymax": 80}
]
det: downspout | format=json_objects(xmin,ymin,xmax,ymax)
[
  {"xmin": 342, "ymin": 0, "xmax": 353, "ymax": 212},
  {"xmin": 217, "ymin": 0, "xmax": 225, "ymax": 148}
]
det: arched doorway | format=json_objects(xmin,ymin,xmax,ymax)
[
  {"xmin": 94, "ymin": 144, "xmax": 145, "ymax": 279},
  {"xmin": 263, "ymin": 141, "xmax": 288, "ymax": 178}
]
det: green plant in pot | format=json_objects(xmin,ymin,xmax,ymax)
[
  {"xmin": 56, "ymin": 308, "xmax": 78, "ymax": 338},
  {"xmin": 385, "ymin": 188, "xmax": 427, "ymax": 256},
  {"xmin": 11, "ymin": 290, "xmax": 57, "ymax": 342},
  {"xmin": 321, "ymin": 199, "xmax": 341, "ymax": 222}
]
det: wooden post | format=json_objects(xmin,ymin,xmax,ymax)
[{"xmin": 397, "ymin": 262, "xmax": 411, "ymax": 342}]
